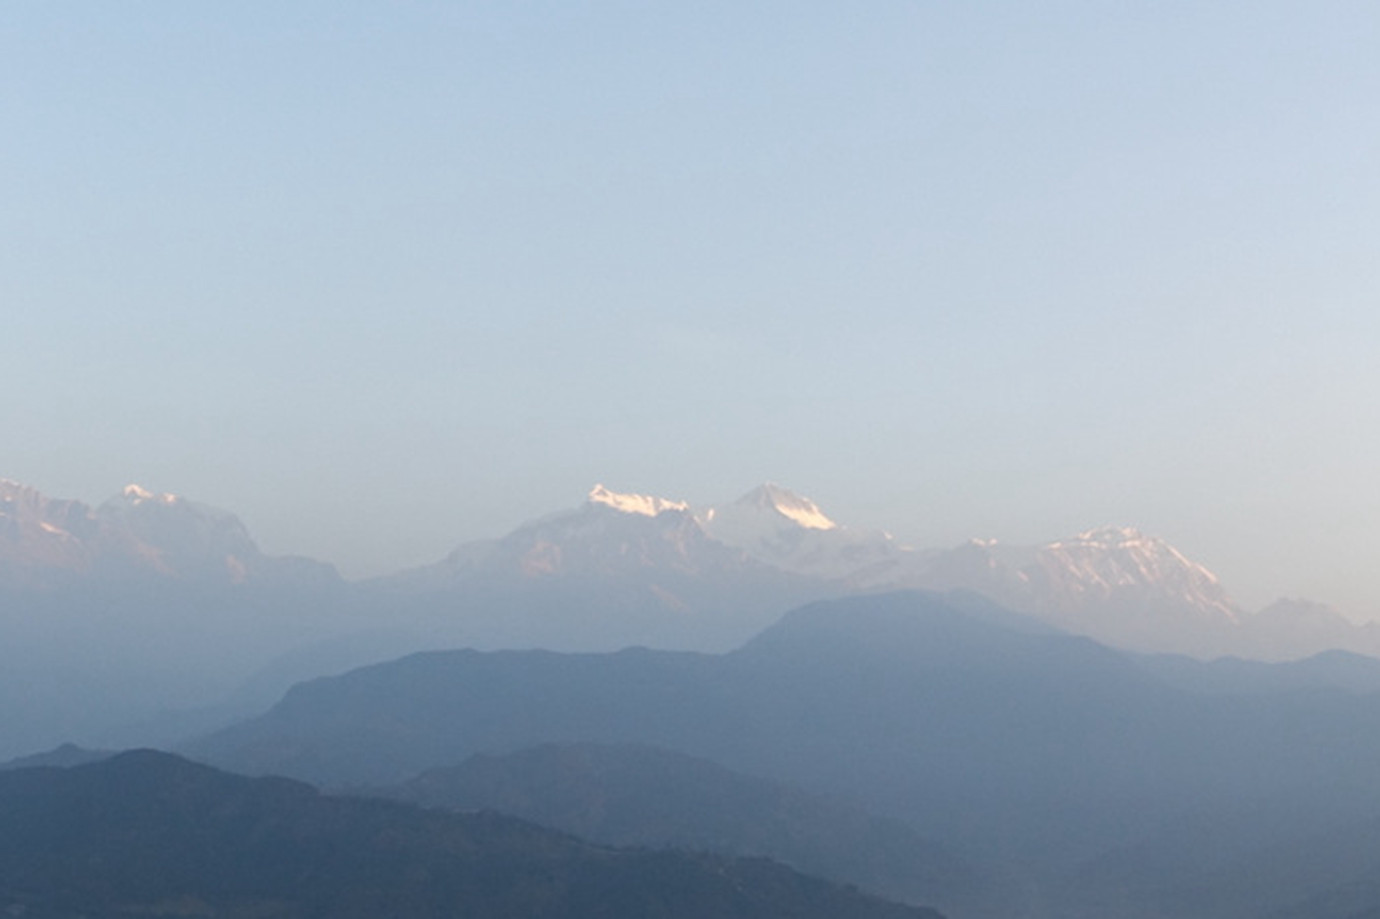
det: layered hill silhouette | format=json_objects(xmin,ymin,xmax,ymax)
[
  {"xmin": 384, "ymin": 742, "xmax": 982, "ymax": 911},
  {"xmin": 189, "ymin": 590, "xmax": 1380, "ymax": 918},
  {"xmin": 0, "ymin": 748, "xmax": 942, "ymax": 919}
]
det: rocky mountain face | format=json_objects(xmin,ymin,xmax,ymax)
[{"xmin": 0, "ymin": 479, "xmax": 146, "ymax": 584}]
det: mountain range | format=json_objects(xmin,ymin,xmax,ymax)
[
  {"xmin": 13, "ymin": 475, "xmax": 1380, "ymax": 919},
  {"xmin": 8, "ymin": 476, "xmax": 1375, "ymax": 654},
  {"xmin": 4, "ymin": 476, "xmax": 1380, "ymax": 759},
  {"xmin": 186, "ymin": 590, "xmax": 1380, "ymax": 919}
]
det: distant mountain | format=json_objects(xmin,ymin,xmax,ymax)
[
  {"xmin": 7, "ymin": 475, "xmax": 1380, "ymax": 762},
  {"xmin": 0, "ymin": 742, "xmax": 113, "ymax": 771},
  {"xmin": 385, "ymin": 742, "xmax": 982, "ymax": 913},
  {"xmin": 365, "ymin": 484, "xmax": 832, "ymax": 652},
  {"xmin": 385, "ymin": 481, "xmax": 1380, "ymax": 661},
  {"xmin": 7, "ymin": 476, "xmax": 1378, "ymax": 663},
  {"xmin": 0, "ymin": 479, "xmax": 339, "ymax": 589},
  {"xmin": 0, "ymin": 749, "xmax": 940, "ymax": 919},
  {"xmin": 882, "ymin": 527, "xmax": 1246, "ymax": 656},
  {"xmin": 1136, "ymin": 647, "xmax": 1380, "ymax": 696},
  {"xmin": 368, "ymin": 483, "xmax": 1297, "ymax": 658},
  {"xmin": 0, "ymin": 479, "xmax": 143, "ymax": 584},
  {"xmin": 692, "ymin": 489, "xmax": 1380, "ymax": 660},
  {"xmin": 0, "ymin": 480, "xmax": 353, "ymax": 760},
  {"xmin": 412, "ymin": 484, "xmax": 756, "ymax": 584},
  {"xmin": 1234, "ymin": 597, "xmax": 1380, "ymax": 660},
  {"xmin": 696, "ymin": 483, "xmax": 900, "ymax": 579}
]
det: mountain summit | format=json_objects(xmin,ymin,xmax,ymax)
[
  {"xmin": 697, "ymin": 485, "xmax": 896, "ymax": 580},
  {"xmin": 390, "ymin": 482, "xmax": 1346, "ymax": 658},
  {"xmin": 586, "ymin": 484, "xmax": 690, "ymax": 517},
  {"xmin": 6, "ymin": 476, "xmax": 1372, "ymax": 665},
  {"xmin": 888, "ymin": 525, "xmax": 1245, "ymax": 655},
  {"xmin": 730, "ymin": 483, "xmax": 838, "ymax": 530},
  {"xmin": 1040, "ymin": 526, "xmax": 1237, "ymax": 620},
  {"xmin": 99, "ymin": 484, "xmax": 261, "ymax": 582},
  {"xmin": 0, "ymin": 480, "xmax": 337, "ymax": 588}
]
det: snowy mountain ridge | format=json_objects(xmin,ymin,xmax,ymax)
[
  {"xmin": 562, "ymin": 484, "xmax": 1243, "ymax": 631},
  {"xmin": 5, "ymin": 476, "xmax": 1375, "ymax": 660},
  {"xmin": 0, "ymin": 480, "xmax": 336, "ymax": 587},
  {"xmin": 586, "ymin": 484, "xmax": 690, "ymax": 518}
]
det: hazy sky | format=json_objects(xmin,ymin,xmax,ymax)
[{"xmin": 5, "ymin": 3, "xmax": 1380, "ymax": 616}]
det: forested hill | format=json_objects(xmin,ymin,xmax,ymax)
[{"xmin": 0, "ymin": 749, "xmax": 942, "ymax": 919}]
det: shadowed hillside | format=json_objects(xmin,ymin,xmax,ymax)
[
  {"xmin": 189, "ymin": 590, "xmax": 1380, "ymax": 918},
  {"xmin": 386, "ymin": 741, "xmax": 982, "ymax": 911},
  {"xmin": 0, "ymin": 749, "xmax": 942, "ymax": 919}
]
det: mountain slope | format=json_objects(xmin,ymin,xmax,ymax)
[
  {"xmin": 387, "ymin": 742, "xmax": 980, "ymax": 911},
  {"xmin": 0, "ymin": 749, "xmax": 941, "ymax": 919},
  {"xmin": 188, "ymin": 590, "xmax": 1380, "ymax": 917}
]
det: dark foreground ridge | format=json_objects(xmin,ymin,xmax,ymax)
[{"xmin": 0, "ymin": 749, "xmax": 941, "ymax": 919}]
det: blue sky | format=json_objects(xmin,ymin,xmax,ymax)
[{"xmin": 5, "ymin": 2, "xmax": 1380, "ymax": 615}]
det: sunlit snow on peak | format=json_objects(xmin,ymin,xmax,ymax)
[
  {"xmin": 121, "ymin": 484, "xmax": 179, "ymax": 505},
  {"xmin": 587, "ymin": 484, "xmax": 689, "ymax": 518},
  {"xmin": 1068, "ymin": 526, "xmax": 1150, "ymax": 546},
  {"xmin": 735, "ymin": 483, "xmax": 836, "ymax": 531}
]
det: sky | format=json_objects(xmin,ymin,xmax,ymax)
[{"xmin": 4, "ymin": 2, "xmax": 1380, "ymax": 616}]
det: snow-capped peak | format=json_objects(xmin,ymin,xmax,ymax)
[
  {"xmin": 734, "ymin": 483, "xmax": 836, "ymax": 531},
  {"xmin": 1065, "ymin": 526, "xmax": 1150, "ymax": 547},
  {"xmin": 120, "ymin": 484, "xmax": 179, "ymax": 505},
  {"xmin": 1038, "ymin": 525, "xmax": 1229, "ymax": 609},
  {"xmin": 587, "ymin": 484, "xmax": 689, "ymax": 518}
]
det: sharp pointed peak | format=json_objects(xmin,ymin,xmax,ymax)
[{"xmin": 733, "ymin": 483, "xmax": 836, "ymax": 531}]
